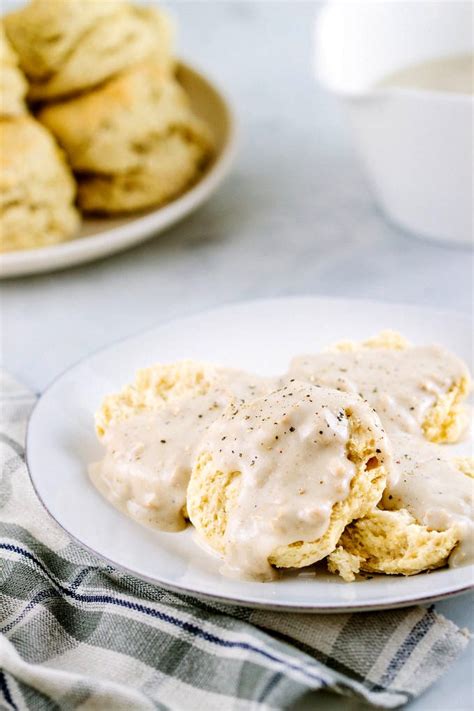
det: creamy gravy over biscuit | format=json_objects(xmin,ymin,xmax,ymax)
[
  {"xmin": 382, "ymin": 434, "xmax": 474, "ymax": 566},
  {"xmin": 198, "ymin": 383, "xmax": 390, "ymax": 580},
  {"xmin": 289, "ymin": 345, "xmax": 468, "ymax": 435},
  {"xmin": 89, "ymin": 369, "xmax": 276, "ymax": 531},
  {"xmin": 90, "ymin": 337, "xmax": 472, "ymax": 579}
]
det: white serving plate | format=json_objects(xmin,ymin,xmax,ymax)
[
  {"xmin": 26, "ymin": 297, "xmax": 473, "ymax": 612},
  {"xmin": 0, "ymin": 61, "xmax": 236, "ymax": 279}
]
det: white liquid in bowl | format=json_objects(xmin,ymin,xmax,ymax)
[{"xmin": 377, "ymin": 54, "xmax": 473, "ymax": 95}]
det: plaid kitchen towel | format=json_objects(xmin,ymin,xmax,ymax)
[{"xmin": 0, "ymin": 371, "xmax": 470, "ymax": 710}]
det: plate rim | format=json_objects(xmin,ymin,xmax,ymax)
[
  {"xmin": 25, "ymin": 296, "xmax": 474, "ymax": 612},
  {"xmin": 0, "ymin": 59, "xmax": 238, "ymax": 279}
]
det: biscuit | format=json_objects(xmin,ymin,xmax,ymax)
[
  {"xmin": 332, "ymin": 330, "xmax": 410, "ymax": 352},
  {"xmin": 326, "ymin": 546, "xmax": 362, "ymax": 581},
  {"xmin": 0, "ymin": 116, "xmax": 79, "ymax": 252},
  {"xmin": 76, "ymin": 131, "xmax": 211, "ymax": 214},
  {"xmin": 330, "ymin": 509, "xmax": 459, "ymax": 579},
  {"xmin": 330, "ymin": 442, "xmax": 473, "ymax": 579},
  {"xmin": 39, "ymin": 61, "xmax": 213, "ymax": 213},
  {"xmin": 290, "ymin": 330, "xmax": 471, "ymax": 443},
  {"xmin": 93, "ymin": 361, "xmax": 228, "ymax": 532},
  {"xmin": 39, "ymin": 62, "xmax": 212, "ymax": 174},
  {"xmin": 336, "ymin": 332, "xmax": 471, "ymax": 444},
  {"xmin": 92, "ymin": 362, "xmax": 276, "ymax": 532},
  {"xmin": 5, "ymin": 1, "xmax": 173, "ymax": 100},
  {"xmin": 96, "ymin": 360, "xmax": 276, "ymax": 437},
  {"xmin": 187, "ymin": 384, "xmax": 390, "ymax": 580},
  {"xmin": 0, "ymin": 23, "xmax": 27, "ymax": 116},
  {"xmin": 96, "ymin": 360, "xmax": 224, "ymax": 439}
]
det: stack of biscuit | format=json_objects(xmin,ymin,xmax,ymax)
[{"xmin": 1, "ymin": 0, "xmax": 214, "ymax": 252}]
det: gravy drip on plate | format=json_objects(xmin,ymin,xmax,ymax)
[
  {"xmin": 89, "ymin": 369, "xmax": 276, "ymax": 532},
  {"xmin": 289, "ymin": 345, "xmax": 468, "ymax": 435},
  {"xmin": 200, "ymin": 383, "xmax": 389, "ymax": 580},
  {"xmin": 383, "ymin": 434, "xmax": 474, "ymax": 566}
]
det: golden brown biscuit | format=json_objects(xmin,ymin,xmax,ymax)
[
  {"xmin": 39, "ymin": 61, "xmax": 213, "ymax": 213},
  {"xmin": 330, "ymin": 442, "xmax": 473, "ymax": 579},
  {"xmin": 39, "ymin": 62, "xmax": 212, "ymax": 174},
  {"xmin": 329, "ymin": 509, "xmax": 459, "ymax": 579},
  {"xmin": 0, "ymin": 116, "xmax": 79, "ymax": 252},
  {"xmin": 326, "ymin": 546, "xmax": 362, "ymax": 581},
  {"xmin": 5, "ymin": 0, "xmax": 173, "ymax": 100},
  {"xmin": 76, "ymin": 130, "xmax": 211, "ymax": 214}
]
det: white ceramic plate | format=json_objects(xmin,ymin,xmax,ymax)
[
  {"xmin": 0, "ymin": 62, "xmax": 236, "ymax": 279},
  {"xmin": 26, "ymin": 297, "xmax": 473, "ymax": 612}
]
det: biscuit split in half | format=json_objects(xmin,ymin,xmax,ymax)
[
  {"xmin": 187, "ymin": 383, "xmax": 391, "ymax": 580},
  {"xmin": 289, "ymin": 330, "xmax": 471, "ymax": 443},
  {"xmin": 92, "ymin": 362, "xmax": 276, "ymax": 532},
  {"xmin": 328, "ymin": 434, "xmax": 473, "ymax": 580},
  {"xmin": 329, "ymin": 509, "xmax": 461, "ymax": 581}
]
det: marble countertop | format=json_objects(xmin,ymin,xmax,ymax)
[{"xmin": 1, "ymin": 2, "xmax": 472, "ymax": 709}]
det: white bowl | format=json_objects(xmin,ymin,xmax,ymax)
[{"xmin": 314, "ymin": 1, "xmax": 473, "ymax": 246}]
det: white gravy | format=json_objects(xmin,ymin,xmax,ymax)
[
  {"xmin": 89, "ymin": 369, "xmax": 277, "ymax": 532},
  {"xmin": 377, "ymin": 54, "xmax": 473, "ymax": 95},
  {"xmin": 382, "ymin": 433, "xmax": 474, "ymax": 566},
  {"xmin": 289, "ymin": 345, "xmax": 468, "ymax": 435},
  {"xmin": 90, "ymin": 342, "xmax": 472, "ymax": 579},
  {"xmin": 199, "ymin": 382, "xmax": 389, "ymax": 580}
]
